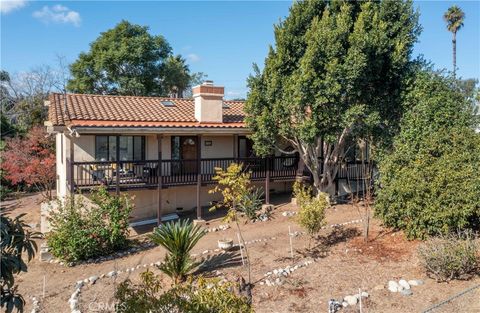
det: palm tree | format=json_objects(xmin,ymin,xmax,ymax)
[
  {"xmin": 149, "ymin": 220, "xmax": 206, "ymax": 284},
  {"xmin": 443, "ymin": 6, "xmax": 465, "ymax": 77}
]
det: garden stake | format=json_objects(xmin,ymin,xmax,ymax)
[{"xmin": 237, "ymin": 233, "xmax": 245, "ymax": 266}]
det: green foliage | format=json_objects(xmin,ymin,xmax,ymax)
[
  {"xmin": 444, "ymin": 5, "xmax": 465, "ymax": 34},
  {"xmin": 47, "ymin": 187, "xmax": 133, "ymax": 262},
  {"xmin": 67, "ymin": 20, "xmax": 202, "ymax": 97},
  {"xmin": 296, "ymin": 188, "xmax": 328, "ymax": 245},
  {"xmin": 237, "ymin": 188, "xmax": 264, "ymax": 221},
  {"xmin": 245, "ymin": 0, "xmax": 420, "ymax": 192},
  {"xmin": 209, "ymin": 163, "xmax": 259, "ymax": 222},
  {"xmin": 418, "ymin": 231, "xmax": 479, "ymax": 282},
  {"xmin": 115, "ymin": 271, "xmax": 253, "ymax": 313},
  {"xmin": 293, "ymin": 181, "xmax": 313, "ymax": 208},
  {"xmin": 1, "ymin": 213, "xmax": 41, "ymax": 313},
  {"xmin": 375, "ymin": 71, "xmax": 480, "ymax": 239},
  {"xmin": 149, "ymin": 220, "xmax": 206, "ymax": 284}
]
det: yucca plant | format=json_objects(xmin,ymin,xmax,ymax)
[{"xmin": 150, "ymin": 220, "xmax": 206, "ymax": 284}]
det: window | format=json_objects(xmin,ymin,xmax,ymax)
[
  {"xmin": 95, "ymin": 136, "xmax": 145, "ymax": 161},
  {"xmin": 161, "ymin": 100, "xmax": 175, "ymax": 107}
]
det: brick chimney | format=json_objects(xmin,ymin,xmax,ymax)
[{"xmin": 193, "ymin": 81, "xmax": 224, "ymax": 123}]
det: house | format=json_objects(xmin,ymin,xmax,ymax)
[
  {"xmin": 46, "ymin": 81, "xmax": 302, "ymax": 225},
  {"xmin": 46, "ymin": 81, "xmax": 368, "ymax": 226}
]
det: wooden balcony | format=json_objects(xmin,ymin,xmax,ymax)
[{"xmin": 72, "ymin": 156, "xmax": 301, "ymax": 191}]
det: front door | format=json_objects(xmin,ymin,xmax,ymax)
[{"xmin": 171, "ymin": 136, "xmax": 198, "ymax": 174}]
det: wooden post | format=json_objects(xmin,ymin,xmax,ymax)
[
  {"xmin": 116, "ymin": 136, "xmax": 120, "ymax": 195},
  {"xmin": 196, "ymin": 135, "xmax": 202, "ymax": 220},
  {"xmin": 265, "ymin": 156, "xmax": 270, "ymax": 205},
  {"xmin": 233, "ymin": 134, "xmax": 238, "ymax": 162},
  {"xmin": 69, "ymin": 136, "xmax": 75, "ymax": 206},
  {"xmin": 157, "ymin": 134, "xmax": 163, "ymax": 225}
]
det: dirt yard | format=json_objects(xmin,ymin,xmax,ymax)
[{"xmin": 4, "ymin": 193, "xmax": 480, "ymax": 313}]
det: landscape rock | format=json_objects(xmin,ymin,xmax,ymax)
[
  {"xmin": 106, "ymin": 271, "xmax": 117, "ymax": 278},
  {"xmin": 344, "ymin": 295, "xmax": 358, "ymax": 306},
  {"xmin": 388, "ymin": 280, "xmax": 399, "ymax": 292},
  {"xmin": 408, "ymin": 279, "xmax": 424, "ymax": 286},
  {"xmin": 398, "ymin": 279, "xmax": 410, "ymax": 290},
  {"xmin": 89, "ymin": 275, "xmax": 99, "ymax": 284},
  {"xmin": 374, "ymin": 284, "xmax": 384, "ymax": 291},
  {"xmin": 401, "ymin": 289, "xmax": 413, "ymax": 296}
]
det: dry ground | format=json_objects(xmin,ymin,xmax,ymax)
[{"xmin": 3, "ymin": 193, "xmax": 480, "ymax": 313}]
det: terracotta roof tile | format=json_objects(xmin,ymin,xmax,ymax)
[{"xmin": 48, "ymin": 93, "xmax": 246, "ymax": 128}]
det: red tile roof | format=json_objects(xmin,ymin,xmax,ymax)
[{"xmin": 48, "ymin": 93, "xmax": 246, "ymax": 128}]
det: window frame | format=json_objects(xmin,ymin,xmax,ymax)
[{"xmin": 95, "ymin": 135, "xmax": 146, "ymax": 161}]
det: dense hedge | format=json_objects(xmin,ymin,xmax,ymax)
[{"xmin": 375, "ymin": 71, "xmax": 480, "ymax": 239}]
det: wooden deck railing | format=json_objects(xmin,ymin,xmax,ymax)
[{"xmin": 72, "ymin": 156, "xmax": 300, "ymax": 191}]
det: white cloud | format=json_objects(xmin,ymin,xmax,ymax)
[
  {"xmin": 0, "ymin": 0, "xmax": 27, "ymax": 14},
  {"xmin": 186, "ymin": 53, "xmax": 200, "ymax": 63},
  {"xmin": 33, "ymin": 4, "xmax": 81, "ymax": 27}
]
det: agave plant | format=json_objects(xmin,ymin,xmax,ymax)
[{"xmin": 150, "ymin": 220, "xmax": 206, "ymax": 284}]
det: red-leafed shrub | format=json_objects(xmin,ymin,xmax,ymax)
[{"xmin": 1, "ymin": 126, "xmax": 55, "ymax": 200}]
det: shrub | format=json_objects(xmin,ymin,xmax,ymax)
[
  {"xmin": 375, "ymin": 71, "xmax": 480, "ymax": 239},
  {"xmin": 47, "ymin": 187, "xmax": 132, "ymax": 262},
  {"xmin": 295, "ymin": 182, "xmax": 328, "ymax": 248},
  {"xmin": 237, "ymin": 188, "xmax": 264, "ymax": 220},
  {"xmin": 115, "ymin": 270, "xmax": 253, "ymax": 313},
  {"xmin": 293, "ymin": 181, "xmax": 313, "ymax": 208},
  {"xmin": 1, "ymin": 213, "xmax": 41, "ymax": 313},
  {"xmin": 149, "ymin": 220, "xmax": 206, "ymax": 284},
  {"xmin": 418, "ymin": 231, "xmax": 479, "ymax": 282}
]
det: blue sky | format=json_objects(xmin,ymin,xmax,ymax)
[{"xmin": 1, "ymin": 0, "xmax": 479, "ymax": 99}]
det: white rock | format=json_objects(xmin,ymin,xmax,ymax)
[
  {"xmin": 69, "ymin": 299, "xmax": 78, "ymax": 310},
  {"xmin": 344, "ymin": 295, "xmax": 358, "ymax": 306},
  {"xmin": 388, "ymin": 280, "xmax": 399, "ymax": 292},
  {"xmin": 83, "ymin": 278, "xmax": 89, "ymax": 284},
  {"xmin": 273, "ymin": 269, "xmax": 278, "ymax": 275},
  {"xmin": 107, "ymin": 271, "xmax": 117, "ymax": 278},
  {"xmin": 408, "ymin": 279, "xmax": 424, "ymax": 286},
  {"xmin": 401, "ymin": 289, "xmax": 413, "ymax": 296},
  {"xmin": 361, "ymin": 291, "xmax": 369, "ymax": 298},
  {"xmin": 399, "ymin": 279, "xmax": 410, "ymax": 290},
  {"xmin": 397, "ymin": 285, "xmax": 405, "ymax": 292},
  {"xmin": 89, "ymin": 275, "xmax": 99, "ymax": 284}
]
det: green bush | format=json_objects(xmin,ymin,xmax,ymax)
[
  {"xmin": 115, "ymin": 270, "xmax": 253, "ymax": 313},
  {"xmin": 149, "ymin": 220, "xmax": 206, "ymax": 284},
  {"xmin": 238, "ymin": 188, "xmax": 264, "ymax": 220},
  {"xmin": 375, "ymin": 71, "xmax": 480, "ymax": 239},
  {"xmin": 47, "ymin": 187, "xmax": 132, "ymax": 262},
  {"xmin": 293, "ymin": 181, "xmax": 313, "ymax": 208},
  {"xmin": 295, "ymin": 182, "xmax": 328, "ymax": 247},
  {"xmin": 418, "ymin": 232, "xmax": 479, "ymax": 282}
]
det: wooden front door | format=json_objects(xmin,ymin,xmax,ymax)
[{"xmin": 181, "ymin": 136, "xmax": 198, "ymax": 173}]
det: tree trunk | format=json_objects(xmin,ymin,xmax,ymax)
[{"xmin": 453, "ymin": 31, "xmax": 457, "ymax": 78}]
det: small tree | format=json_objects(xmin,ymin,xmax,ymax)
[
  {"xmin": 1, "ymin": 213, "xmax": 42, "ymax": 313},
  {"xmin": 294, "ymin": 183, "xmax": 328, "ymax": 249},
  {"xmin": 149, "ymin": 220, "xmax": 206, "ymax": 284},
  {"xmin": 209, "ymin": 163, "xmax": 259, "ymax": 285},
  {"xmin": 1, "ymin": 126, "xmax": 55, "ymax": 201}
]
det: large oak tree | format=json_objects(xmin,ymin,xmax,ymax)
[{"xmin": 245, "ymin": 0, "xmax": 420, "ymax": 193}]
